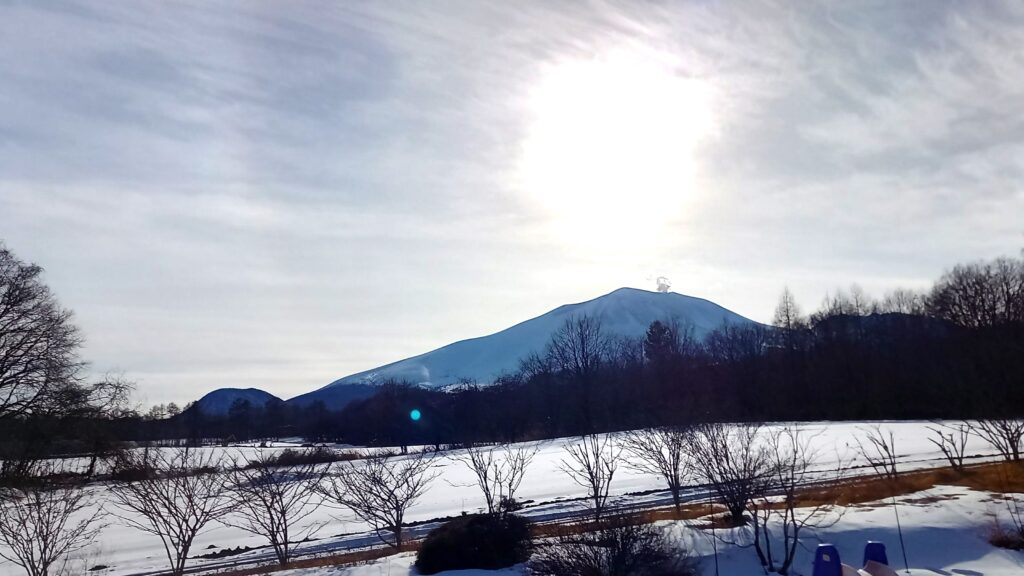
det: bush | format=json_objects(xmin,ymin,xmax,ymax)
[
  {"xmin": 990, "ymin": 526, "xmax": 1024, "ymax": 550},
  {"xmin": 243, "ymin": 447, "xmax": 356, "ymax": 468},
  {"xmin": 529, "ymin": 515, "xmax": 698, "ymax": 576},
  {"xmin": 989, "ymin": 519, "xmax": 1024, "ymax": 550},
  {"xmin": 416, "ymin": 514, "xmax": 532, "ymax": 574},
  {"xmin": 107, "ymin": 459, "xmax": 157, "ymax": 482}
]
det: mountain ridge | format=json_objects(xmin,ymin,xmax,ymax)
[
  {"xmin": 289, "ymin": 287, "xmax": 755, "ymax": 409},
  {"xmin": 194, "ymin": 288, "xmax": 757, "ymax": 411}
]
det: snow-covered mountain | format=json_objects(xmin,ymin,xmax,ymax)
[
  {"xmin": 288, "ymin": 287, "xmax": 755, "ymax": 409},
  {"xmin": 194, "ymin": 387, "xmax": 282, "ymax": 415}
]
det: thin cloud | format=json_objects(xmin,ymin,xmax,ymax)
[{"xmin": 1, "ymin": 1, "xmax": 1021, "ymax": 404}]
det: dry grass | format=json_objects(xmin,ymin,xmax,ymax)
[
  {"xmin": 988, "ymin": 522, "xmax": 1024, "ymax": 551},
  {"xmin": 641, "ymin": 503, "xmax": 728, "ymax": 523},
  {"xmin": 530, "ymin": 504, "xmax": 725, "ymax": 539},
  {"xmin": 947, "ymin": 461, "xmax": 1024, "ymax": 493},
  {"xmin": 796, "ymin": 461, "xmax": 1024, "ymax": 509}
]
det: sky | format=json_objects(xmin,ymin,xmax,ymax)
[{"xmin": 1, "ymin": 1, "xmax": 1022, "ymax": 406}]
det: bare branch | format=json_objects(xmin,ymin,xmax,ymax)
[
  {"xmin": 756, "ymin": 427, "xmax": 845, "ymax": 575},
  {"xmin": 927, "ymin": 422, "xmax": 970, "ymax": 472},
  {"xmin": 856, "ymin": 426, "xmax": 899, "ymax": 482},
  {"xmin": 560, "ymin": 434, "xmax": 622, "ymax": 521},
  {"xmin": 971, "ymin": 419, "xmax": 1024, "ymax": 462},
  {"xmin": 0, "ymin": 471, "xmax": 105, "ymax": 576},
  {"xmin": 621, "ymin": 426, "xmax": 692, "ymax": 512},
  {"xmin": 0, "ymin": 245, "xmax": 85, "ymax": 421},
  {"xmin": 319, "ymin": 451, "xmax": 437, "ymax": 550},
  {"xmin": 223, "ymin": 450, "xmax": 326, "ymax": 566},
  {"xmin": 453, "ymin": 443, "xmax": 538, "ymax": 516},
  {"xmin": 107, "ymin": 448, "xmax": 232, "ymax": 576},
  {"xmin": 689, "ymin": 423, "xmax": 772, "ymax": 527}
]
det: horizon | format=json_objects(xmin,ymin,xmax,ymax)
[{"xmin": 2, "ymin": 1, "xmax": 1022, "ymax": 405}]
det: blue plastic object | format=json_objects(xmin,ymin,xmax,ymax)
[
  {"xmin": 863, "ymin": 541, "xmax": 888, "ymax": 566},
  {"xmin": 813, "ymin": 544, "xmax": 842, "ymax": 576}
]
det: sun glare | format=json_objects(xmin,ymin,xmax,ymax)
[{"xmin": 521, "ymin": 52, "xmax": 714, "ymax": 248}]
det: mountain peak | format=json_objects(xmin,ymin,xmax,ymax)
[
  {"xmin": 604, "ymin": 286, "xmax": 665, "ymax": 298},
  {"xmin": 287, "ymin": 288, "xmax": 755, "ymax": 409}
]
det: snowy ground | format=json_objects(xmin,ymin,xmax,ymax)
[
  {"xmin": 271, "ymin": 485, "xmax": 1024, "ymax": 576},
  {"xmin": 1, "ymin": 421, "xmax": 1020, "ymax": 576}
]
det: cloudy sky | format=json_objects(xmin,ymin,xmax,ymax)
[{"xmin": 1, "ymin": 1, "xmax": 1022, "ymax": 405}]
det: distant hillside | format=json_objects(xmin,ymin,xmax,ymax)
[
  {"xmin": 287, "ymin": 383, "xmax": 378, "ymax": 409},
  {"xmin": 290, "ymin": 287, "xmax": 755, "ymax": 410},
  {"xmin": 194, "ymin": 388, "xmax": 281, "ymax": 415}
]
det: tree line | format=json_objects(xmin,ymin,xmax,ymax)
[
  {"xmin": 257, "ymin": 253, "xmax": 1024, "ymax": 447},
  {"xmin": 125, "ymin": 251, "xmax": 1024, "ymax": 449}
]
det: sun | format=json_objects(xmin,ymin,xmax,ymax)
[{"xmin": 520, "ymin": 51, "xmax": 714, "ymax": 248}]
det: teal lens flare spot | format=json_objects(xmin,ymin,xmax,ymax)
[{"xmin": 409, "ymin": 409, "xmax": 422, "ymax": 421}]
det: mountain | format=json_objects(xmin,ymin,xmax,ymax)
[
  {"xmin": 287, "ymin": 383, "xmax": 378, "ymax": 409},
  {"xmin": 289, "ymin": 287, "xmax": 756, "ymax": 410},
  {"xmin": 194, "ymin": 387, "xmax": 282, "ymax": 415}
]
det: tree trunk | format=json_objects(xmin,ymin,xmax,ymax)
[
  {"xmin": 762, "ymin": 522, "xmax": 774, "ymax": 572},
  {"xmin": 752, "ymin": 517, "xmax": 768, "ymax": 568},
  {"xmin": 728, "ymin": 504, "xmax": 746, "ymax": 527}
]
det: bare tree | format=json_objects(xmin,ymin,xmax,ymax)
[
  {"xmin": 689, "ymin": 423, "xmax": 771, "ymax": 526},
  {"xmin": 107, "ymin": 448, "xmax": 232, "ymax": 576},
  {"xmin": 547, "ymin": 315, "xmax": 610, "ymax": 380},
  {"xmin": 928, "ymin": 422, "xmax": 971, "ymax": 472},
  {"xmin": 453, "ymin": 443, "xmax": 537, "ymax": 516},
  {"xmin": 319, "ymin": 451, "xmax": 437, "ymax": 550},
  {"xmin": 856, "ymin": 428, "xmax": 914, "ymax": 572},
  {"xmin": 223, "ymin": 451, "xmax": 326, "ymax": 566},
  {"xmin": 879, "ymin": 288, "xmax": 926, "ymax": 315},
  {"xmin": 546, "ymin": 315, "xmax": 610, "ymax": 432},
  {"xmin": 0, "ymin": 473, "xmax": 105, "ymax": 576},
  {"xmin": 927, "ymin": 256, "xmax": 1024, "ymax": 328},
  {"xmin": 972, "ymin": 419, "xmax": 1024, "ymax": 462},
  {"xmin": 856, "ymin": 426, "xmax": 899, "ymax": 481},
  {"xmin": 0, "ymin": 244, "xmax": 83, "ymax": 421},
  {"xmin": 621, "ymin": 427, "xmax": 692, "ymax": 513},
  {"xmin": 79, "ymin": 373, "xmax": 135, "ymax": 478},
  {"xmin": 518, "ymin": 351, "xmax": 554, "ymax": 381},
  {"xmin": 848, "ymin": 284, "xmax": 875, "ymax": 315},
  {"xmin": 772, "ymin": 288, "xmax": 805, "ymax": 330},
  {"xmin": 560, "ymin": 434, "xmax": 622, "ymax": 521},
  {"xmin": 0, "ymin": 246, "xmax": 135, "ymax": 483},
  {"xmin": 751, "ymin": 428, "xmax": 844, "ymax": 575}
]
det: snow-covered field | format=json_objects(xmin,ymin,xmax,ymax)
[
  {"xmin": 1, "ymin": 421, "xmax": 1021, "ymax": 576},
  {"xmin": 271, "ymin": 485, "xmax": 1024, "ymax": 576}
]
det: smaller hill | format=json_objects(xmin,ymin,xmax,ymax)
[{"xmin": 194, "ymin": 387, "xmax": 281, "ymax": 415}]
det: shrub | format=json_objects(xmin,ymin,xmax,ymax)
[
  {"xmin": 416, "ymin": 514, "xmax": 532, "ymax": 574},
  {"xmin": 107, "ymin": 458, "xmax": 157, "ymax": 482},
  {"xmin": 529, "ymin": 515, "xmax": 698, "ymax": 576},
  {"xmin": 989, "ymin": 524, "xmax": 1024, "ymax": 551},
  {"xmin": 988, "ymin": 497, "xmax": 1024, "ymax": 551},
  {"xmin": 243, "ymin": 447, "xmax": 356, "ymax": 468}
]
